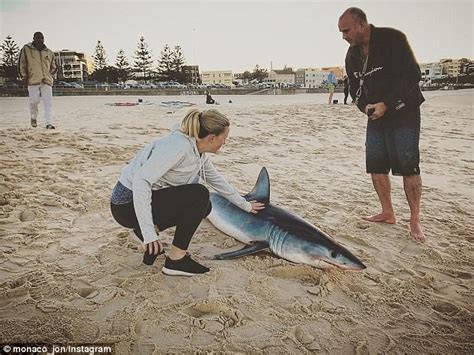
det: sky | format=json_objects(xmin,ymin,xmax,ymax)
[{"xmin": 0, "ymin": 0, "xmax": 472, "ymax": 73}]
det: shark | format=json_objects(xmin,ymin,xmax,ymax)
[{"xmin": 207, "ymin": 167, "xmax": 366, "ymax": 270}]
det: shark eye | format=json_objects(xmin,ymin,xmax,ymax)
[{"xmin": 331, "ymin": 250, "xmax": 339, "ymax": 258}]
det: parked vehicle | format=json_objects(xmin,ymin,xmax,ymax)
[
  {"xmin": 138, "ymin": 83, "xmax": 159, "ymax": 89},
  {"xmin": 54, "ymin": 81, "xmax": 75, "ymax": 88},
  {"xmin": 68, "ymin": 82, "xmax": 84, "ymax": 89},
  {"xmin": 0, "ymin": 82, "xmax": 21, "ymax": 89},
  {"xmin": 82, "ymin": 80, "xmax": 101, "ymax": 88}
]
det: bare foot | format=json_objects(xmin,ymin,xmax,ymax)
[
  {"xmin": 410, "ymin": 220, "xmax": 425, "ymax": 243},
  {"xmin": 364, "ymin": 213, "xmax": 396, "ymax": 224}
]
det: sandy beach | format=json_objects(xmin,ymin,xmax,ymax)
[{"xmin": 0, "ymin": 90, "xmax": 472, "ymax": 354}]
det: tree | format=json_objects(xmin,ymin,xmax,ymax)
[
  {"xmin": 91, "ymin": 66, "xmax": 120, "ymax": 83},
  {"xmin": 242, "ymin": 71, "xmax": 252, "ymax": 83},
  {"xmin": 170, "ymin": 45, "xmax": 186, "ymax": 82},
  {"xmin": 92, "ymin": 40, "xmax": 107, "ymax": 71},
  {"xmin": 1, "ymin": 35, "xmax": 20, "ymax": 81},
  {"xmin": 157, "ymin": 44, "xmax": 173, "ymax": 81},
  {"xmin": 133, "ymin": 36, "xmax": 153, "ymax": 82},
  {"xmin": 157, "ymin": 45, "xmax": 187, "ymax": 83},
  {"xmin": 252, "ymin": 65, "xmax": 268, "ymax": 82},
  {"xmin": 115, "ymin": 49, "xmax": 130, "ymax": 83}
]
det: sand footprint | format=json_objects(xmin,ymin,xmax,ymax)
[
  {"xmin": 208, "ymin": 282, "xmax": 242, "ymax": 300},
  {"xmin": 432, "ymin": 301, "xmax": 460, "ymax": 316},
  {"xmin": 27, "ymin": 271, "xmax": 59, "ymax": 301},
  {"xmin": 73, "ymin": 279, "xmax": 99, "ymax": 299},
  {"xmin": 352, "ymin": 328, "xmax": 395, "ymax": 354},
  {"xmin": 293, "ymin": 325, "xmax": 314, "ymax": 344},
  {"xmin": 0, "ymin": 277, "xmax": 31, "ymax": 308},
  {"xmin": 268, "ymin": 264, "xmax": 322, "ymax": 284},
  {"xmin": 130, "ymin": 342, "xmax": 156, "ymax": 354},
  {"xmin": 181, "ymin": 300, "xmax": 245, "ymax": 332}
]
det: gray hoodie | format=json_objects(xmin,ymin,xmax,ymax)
[{"xmin": 118, "ymin": 127, "xmax": 252, "ymax": 244}]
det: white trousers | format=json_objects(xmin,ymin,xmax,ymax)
[{"xmin": 28, "ymin": 84, "xmax": 53, "ymax": 125}]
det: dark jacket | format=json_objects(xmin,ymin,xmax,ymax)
[{"xmin": 345, "ymin": 25, "xmax": 424, "ymax": 117}]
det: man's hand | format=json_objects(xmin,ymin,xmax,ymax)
[{"xmin": 365, "ymin": 102, "xmax": 388, "ymax": 120}]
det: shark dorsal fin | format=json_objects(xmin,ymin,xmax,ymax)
[{"xmin": 245, "ymin": 167, "xmax": 270, "ymax": 203}]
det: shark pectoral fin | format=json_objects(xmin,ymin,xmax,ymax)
[{"xmin": 213, "ymin": 242, "xmax": 269, "ymax": 260}]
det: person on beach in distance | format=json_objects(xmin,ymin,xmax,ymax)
[
  {"xmin": 343, "ymin": 74, "xmax": 350, "ymax": 104},
  {"xmin": 18, "ymin": 32, "xmax": 57, "ymax": 129},
  {"xmin": 110, "ymin": 109, "xmax": 265, "ymax": 276},
  {"xmin": 327, "ymin": 70, "xmax": 337, "ymax": 104},
  {"xmin": 338, "ymin": 7, "xmax": 426, "ymax": 242},
  {"xmin": 206, "ymin": 91, "xmax": 215, "ymax": 104}
]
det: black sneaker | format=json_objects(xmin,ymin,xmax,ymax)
[
  {"xmin": 46, "ymin": 124, "xmax": 55, "ymax": 129},
  {"xmin": 162, "ymin": 253, "xmax": 210, "ymax": 276},
  {"xmin": 31, "ymin": 118, "xmax": 37, "ymax": 128}
]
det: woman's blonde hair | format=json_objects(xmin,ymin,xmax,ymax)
[{"xmin": 180, "ymin": 109, "xmax": 230, "ymax": 139}]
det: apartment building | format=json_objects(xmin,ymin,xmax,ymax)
[
  {"xmin": 182, "ymin": 65, "xmax": 200, "ymax": 84},
  {"xmin": 304, "ymin": 68, "xmax": 329, "ymax": 88},
  {"xmin": 267, "ymin": 68, "xmax": 296, "ymax": 85},
  {"xmin": 201, "ymin": 70, "xmax": 233, "ymax": 86},
  {"xmin": 419, "ymin": 62, "xmax": 443, "ymax": 80},
  {"xmin": 440, "ymin": 58, "xmax": 462, "ymax": 77},
  {"xmin": 54, "ymin": 50, "xmax": 92, "ymax": 81},
  {"xmin": 295, "ymin": 69, "xmax": 305, "ymax": 87},
  {"xmin": 461, "ymin": 60, "xmax": 474, "ymax": 75}
]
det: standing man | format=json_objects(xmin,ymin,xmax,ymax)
[
  {"xmin": 338, "ymin": 8, "xmax": 426, "ymax": 242},
  {"xmin": 327, "ymin": 70, "xmax": 337, "ymax": 104},
  {"xmin": 18, "ymin": 32, "xmax": 57, "ymax": 129},
  {"xmin": 343, "ymin": 74, "xmax": 350, "ymax": 104}
]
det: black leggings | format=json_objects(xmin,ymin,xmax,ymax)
[{"xmin": 110, "ymin": 184, "xmax": 212, "ymax": 250}]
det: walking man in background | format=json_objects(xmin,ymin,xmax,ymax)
[
  {"xmin": 343, "ymin": 74, "xmax": 350, "ymax": 104},
  {"xmin": 18, "ymin": 32, "xmax": 57, "ymax": 129},
  {"xmin": 338, "ymin": 7, "xmax": 426, "ymax": 242},
  {"xmin": 327, "ymin": 70, "xmax": 337, "ymax": 104}
]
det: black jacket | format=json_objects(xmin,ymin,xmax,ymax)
[{"xmin": 345, "ymin": 25, "xmax": 424, "ymax": 116}]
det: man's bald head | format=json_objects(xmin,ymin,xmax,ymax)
[{"xmin": 340, "ymin": 7, "xmax": 368, "ymax": 24}]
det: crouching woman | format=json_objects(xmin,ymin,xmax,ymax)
[{"xmin": 110, "ymin": 109, "xmax": 264, "ymax": 276}]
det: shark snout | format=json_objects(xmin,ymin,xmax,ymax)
[{"xmin": 319, "ymin": 257, "xmax": 366, "ymax": 270}]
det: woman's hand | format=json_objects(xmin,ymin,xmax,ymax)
[
  {"xmin": 250, "ymin": 200, "xmax": 266, "ymax": 214},
  {"xmin": 146, "ymin": 240, "xmax": 164, "ymax": 255}
]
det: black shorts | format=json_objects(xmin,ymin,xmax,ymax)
[{"xmin": 366, "ymin": 107, "xmax": 421, "ymax": 176}]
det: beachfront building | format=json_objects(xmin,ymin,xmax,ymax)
[
  {"xmin": 303, "ymin": 68, "xmax": 329, "ymax": 88},
  {"xmin": 233, "ymin": 72, "xmax": 245, "ymax": 86},
  {"xmin": 440, "ymin": 58, "xmax": 462, "ymax": 77},
  {"xmin": 182, "ymin": 65, "xmax": 200, "ymax": 84},
  {"xmin": 295, "ymin": 69, "xmax": 305, "ymax": 87},
  {"xmin": 419, "ymin": 62, "xmax": 443, "ymax": 80},
  {"xmin": 461, "ymin": 59, "xmax": 474, "ymax": 75},
  {"xmin": 267, "ymin": 68, "xmax": 296, "ymax": 86},
  {"xmin": 232, "ymin": 73, "xmax": 246, "ymax": 86},
  {"xmin": 54, "ymin": 50, "xmax": 92, "ymax": 82},
  {"xmin": 201, "ymin": 70, "xmax": 233, "ymax": 87}
]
